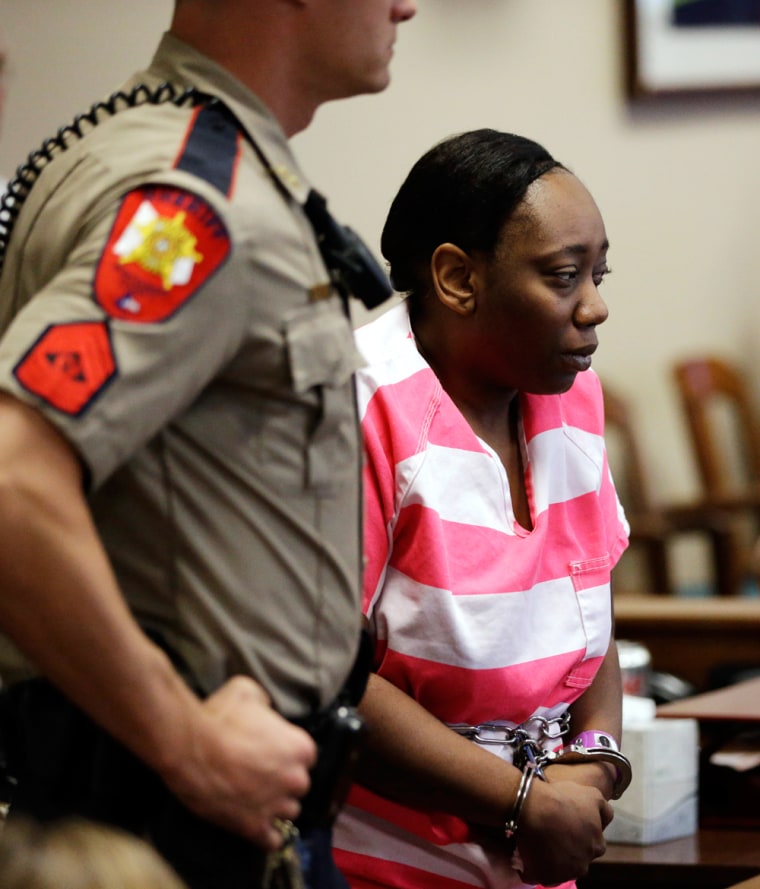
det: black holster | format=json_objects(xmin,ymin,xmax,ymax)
[
  {"xmin": 293, "ymin": 629, "xmax": 371, "ymax": 829},
  {"xmin": 294, "ymin": 701, "xmax": 365, "ymax": 829}
]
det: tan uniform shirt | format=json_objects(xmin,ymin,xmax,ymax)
[{"xmin": 0, "ymin": 34, "xmax": 364, "ymax": 717}]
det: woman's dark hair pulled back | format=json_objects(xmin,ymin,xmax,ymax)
[{"xmin": 381, "ymin": 129, "xmax": 564, "ymax": 297}]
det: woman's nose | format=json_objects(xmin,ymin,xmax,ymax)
[{"xmin": 576, "ymin": 283, "xmax": 609, "ymax": 327}]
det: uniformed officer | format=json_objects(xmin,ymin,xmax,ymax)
[{"xmin": 0, "ymin": 1, "xmax": 416, "ymax": 888}]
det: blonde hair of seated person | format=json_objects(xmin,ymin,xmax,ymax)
[{"xmin": 0, "ymin": 816, "xmax": 189, "ymax": 889}]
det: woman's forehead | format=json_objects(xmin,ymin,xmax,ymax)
[{"xmin": 505, "ymin": 172, "xmax": 606, "ymax": 251}]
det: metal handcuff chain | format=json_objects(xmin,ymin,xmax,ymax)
[
  {"xmin": 451, "ymin": 713, "xmax": 632, "ymax": 800},
  {"xmin": 0, "ymin": 81, "xmax": 207, "ymax": 277},
  {"xmin": 449, "ymin": 713, "xmax": 571, "ymax": 748},
  {"xmin": 450, "ymin": 713, "xmax": 570, "ymax": 782},
  {"xmin": 449, "ymin": 712, "xmax": 570, "ymax": 777}
]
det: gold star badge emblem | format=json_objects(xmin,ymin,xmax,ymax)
[{"xmin": 119, "ymin": 210, "xmax": 203, "ymax": 290}]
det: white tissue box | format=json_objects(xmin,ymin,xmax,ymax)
[{"xmin": 606, "ymin": 716, "xmax": 699, "ymax": 845}]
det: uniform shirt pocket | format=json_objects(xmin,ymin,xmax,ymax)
[
  {"xmin": 286, "ymin": 303, "xmax": 363, "ymax": 393},
  {"xmin": 285, "ymin": 302, "xmax": 365, "ymax": 490}
]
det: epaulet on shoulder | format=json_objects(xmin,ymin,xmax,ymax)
[{"xmin": 174, "ymin": 103, "xmax": 241, "ymax": 199}]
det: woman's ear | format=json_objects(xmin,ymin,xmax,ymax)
[{"xmin": 430, "ymin": 243, "xmax": 477, "ymax": 315}]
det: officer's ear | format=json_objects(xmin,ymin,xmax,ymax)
[{"xmin": 430, "ymin": 243, "xmax": 476, "ymax": 316}]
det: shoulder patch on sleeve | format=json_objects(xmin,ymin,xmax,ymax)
[
  {"xmin": 13, "ymin": 321, "xmax": 117, "ymax": 416},
  {"xmin": 94, "ymin": 185, "xmax": 231, "ymax": 323}
]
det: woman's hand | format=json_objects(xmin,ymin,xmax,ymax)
[{"xmin": 514, "ymin": 777, "xmax": 613, "ymax": 886}]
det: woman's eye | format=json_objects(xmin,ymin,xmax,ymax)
[
  {"xmin": 593, "ymin": 266, "xmax": 612, "ymax": 286},
  {"xmin": 555, "ymin": 268, "xmax": 578, "ymax": 282}
]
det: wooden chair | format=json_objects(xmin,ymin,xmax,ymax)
[
  {"xmin": 672, "ymin": 356, "xmax": 760, "ymax": 503},
  {"xmin": 603, "ymin": 383, "xmax": 741, "ymax": 596},
  {"xmin": 672, "ymin": 355, "xmax": 760, "ymax": 587}
]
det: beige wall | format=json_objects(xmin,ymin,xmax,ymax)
[{"xmin": 2, "ymin": 0, "xmax": 760, "ymax": 586}]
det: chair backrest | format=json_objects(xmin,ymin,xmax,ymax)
[
  {"xmin": 602, "ymin": 384, "xmax": 651, "ymax": 515},
  {"xmin": 602, "ymin": 380, "xmax": 744, "ymax": 597},
  {"xmin": 672, "ymin": 356, "xmax": 760, "ymax": 498}
]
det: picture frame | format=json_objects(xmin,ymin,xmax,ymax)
[{"xmin": 625, "ymin": 0, "xmax": 760, "ymax": 99}]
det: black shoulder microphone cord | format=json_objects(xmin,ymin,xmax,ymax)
[{"xmin": 0, "ymin": 83, "xmax": 203, "ymax": 274}]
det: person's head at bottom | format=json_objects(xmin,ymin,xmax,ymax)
[
  {"xmin": 382, "ymin": 128, "xmax": 611, "ymax": 402},
  {"xmin": 0, "ymin": 816, "xmax": 189, "ymax": 889}
]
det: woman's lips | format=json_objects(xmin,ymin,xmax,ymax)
[{"xmin": 561, "ymin": 347, "xmax": 596, "ymax": 373}]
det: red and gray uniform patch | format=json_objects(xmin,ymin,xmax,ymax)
[
  {"xmin": 94, "ymin": 184, "xmax": 230, "ymax": 323},
  {"xmin": 13, "ymin": 103, "xmax": 241, "ymax": 415},
  {"xmin": 13, "ymin": 321, "xmax": 116, "ymax": 416},
  {"xmin": 13, "ymin": 186, "xmax": 230, "ymax": 414}
]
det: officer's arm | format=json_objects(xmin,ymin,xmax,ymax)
[{"xmin": 0, "ymin": 392, "xmax": 315, "ymax": 850}]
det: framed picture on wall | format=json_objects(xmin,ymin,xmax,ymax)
[{"xmin": 625, "ymin": 0, "xmax": 760, "ymax": 98}]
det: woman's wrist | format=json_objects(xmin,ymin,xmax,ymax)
[{"xmin": 542, "ymin": 759, "xmax": 617, "ymax": 798}]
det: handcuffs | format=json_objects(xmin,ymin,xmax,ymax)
[
  {"xmin": 544, "ymin": 729, "xmax": 632, "ymax": 801},
  {"xmin": 449, "ymin": 717, "xmax": 632, "ymax": 847}
]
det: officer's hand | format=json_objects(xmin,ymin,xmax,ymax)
[
  {"xmin": 514, "ymin": 778, "xmax": 613, "ymax": 886},
  {"xmin": 162, "ymin": 675, "xmax": 317, "ymax": 851}
]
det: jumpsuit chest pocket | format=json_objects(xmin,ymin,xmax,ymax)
[
  {"xmin": 565, "ymin": 554, "xmax": 613, "ymax": 689},
  {"xmin": 284, "ymin": 302, "xmax": 365, "ymax": 491}
]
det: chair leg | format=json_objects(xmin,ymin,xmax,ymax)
[
  {"xmin": 710, "ymin": 527, "xmax": 743, "ymax": 596},
  {"xmin": 644, "ymin": 541, "xmax": 673, "ymax": 596}
]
